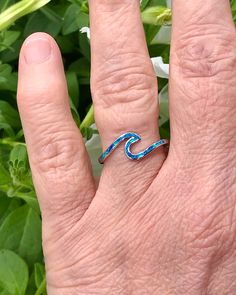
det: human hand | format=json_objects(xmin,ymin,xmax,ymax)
[{"xmin": 17, "ymin": 0, "xmax": 236, "ymax": 294}]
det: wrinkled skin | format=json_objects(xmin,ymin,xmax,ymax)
[{"xmin": 17, "ymin": 0, "xmax": 236, "ymax": 294}]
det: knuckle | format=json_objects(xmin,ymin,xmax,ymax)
[
  {"xmin": 91, "ymin": 53, "xmax": 158, "ymax": 133},
  {"xmin": 30, "ymin": 126, "xmax": 93, "ymax": 217},
  {"xmin": 91, "ymin": 55, "xmax": 157, "ymax": 114},
  {"xmin": 170, "ymin": 27, "xmax": 236, "ymax": 139},
  {"xmin": 31, "ymin": 125, "xmax": 83, "ymax": 185},
  {"xmin": 173, "ymin": 27, "xmax": 236, "ymax": 78},
  {"xmin": 33, "ymin": 131, "xmax": 72, "ymax": 173}
]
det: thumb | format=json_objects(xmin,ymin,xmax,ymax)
[{"xmin": 17, "ymin": 33, "xmax": 95, "ymax": 238}]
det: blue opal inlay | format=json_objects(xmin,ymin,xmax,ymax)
[{"xmin": 98, "ymin": 132, "xmax": 169, "ymax": 164}]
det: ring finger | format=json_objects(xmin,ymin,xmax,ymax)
[{"xmin": 89, "ymin": 0, "xmax": 167, "ymax": 196}]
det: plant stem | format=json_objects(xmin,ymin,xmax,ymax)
[
  {"xmin": 80, "ymin": 104, "xmax": 94, "ymax": 130},
  {"xmin": 0, "ymin": 0, "xmax": 11, "ymax": 13},
  {"xmin": 35, "ymin": 278, "xmax": 46, "ymax": 295},
  {"xmin": 0, "ymin": 138, "xmax": 26, "ymax": 147},
  {"xmin": 0, "ymin": 0, "xmax": 51, "ymax": 31}
]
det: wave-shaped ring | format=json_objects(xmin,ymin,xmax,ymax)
[{"xmin": 98, "ymin": 132, "xmax": 169, "ymax": 164}]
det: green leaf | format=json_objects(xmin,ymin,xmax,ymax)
[
  {"xmin": 34, "ymin": 263, "xmax": 45, "ymax": 289},
  {"xmin": 0, "ymin": 100, "xmax": 21, "ymax": 128},
  {"xmin": 0, "ymin": 1, "xmax": 16, "ymax": 13},
  {"xmin": 69, "ymin": 96, "xmax": 80, "ymax": 127},
  {"xmin": 0, "ymin": 37, "xmax": 23, "ymax": 64},
  {"xmin": 9, "ymin": 143, "xmax": 27, "ymax": 165},
  {"xmin": 79, "ymin": 32, "xmax": 91, "ymax": 61},
  {"xmin": 26, "ymin": 270, "xmax": 37, "ymax": 295},
  {"xmin": 55, "ymin": 34, "xmax": 76, "ymax": 54},
  {"xmin": 0, "ymin": 204, "xmax": 42, "ymax": 267},
  {"xmin": 0, "ymin": 142, "xmax": 11, "ymax": 161},
  {"xmin": 142, "ymin": 6, "xmax": 172, "ymax": 25},
  {"xmin": 68, "ymin": 57, "xmax": 90, "ymax": 79},
  {"xmin": 62, "ymin": 1, "xmax": 89, "ymax": 34},
  {"xmin": 159, "ymin": 83, "xmax": 169, "ymax": 126},
  {"xmin": 231, "ymin": 0, "xmax": 236, "ymax": 9},
  {"xmin": 77, "ymin": 11, "xmax": 89, "ymax": 28},
  {"xmin": 24, "ymin": 10, "xmax": 62, "ymax": 38},
  {"xmin": 0, "ymin": 163, "xmax": 11, "ymax": 186},
  {"xmin": 0, "ymin": 143, "xmax": 11, "ymax": 189},
  {"xmin": 0, "ymin": 67, "xmax": 17, "ymax": 91},
  {"xmin": 0, "ymin": 30, "xmax": 21, "ymax": 52},
  {"xmin": 34, "ymin": 278, "xmax": 46, "ymax": 295},
  {"xmin": 140, "ymin": 0, "xmax": 151, "ymax": 11},
  {"xmin": 0, "ymin": 193, "xmax": 21, "ymax": 225},
  {"xmin": 144, "ymin": 24, "xmax": 161, "ymax": 44},
  {"xmin": 147, "ymin": 0, "xmax": 167, "ymax": 6},
  {"xmin": 62, "ymin": 4, "xmax": 81, "ymax": 35},
  {"xmin": 80, "ymin": 104, "xmax": 94, "ymax": 131},
  {"xmin": 0, "ymin": 249, "xmax": 28, "ymax": 295},
  {"xmin": 0, "ymin": 63, "xmax": 11, "ymax": 76},
  {"xmin": 8, "ymin": 144, "xmax": 33, "ymax": 188},
  {"xmin": 66, "ymin": 71, "xmax": 79, "ymax": 108},
  {"xmin": 10, "ymin": 191, "xmax": 40, "ymax": 214},
  {"xmin": 81, "ymin": 1, "xmax": 89, "ymax": 13},
  {"xmin": 41, "ymin": 5, "xmax": 63, "ymax": 24},
  {"xmin": 231, "ymin": 0, "xmax": 236, "ymax": 22},
  {"xmin": 0, "ymin": 100, "xmax": 20, "ymax": 136}
]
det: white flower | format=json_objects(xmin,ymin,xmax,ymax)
[
  {"xmin": 151, "ymin": 0, "xmax": 171, "ymax": 45},
  {"xmin": 166, "ymin": 0, "xmax": 172, "ymax": 8},
  {"xmin": 159, "ymin": 83, "xmax": 169, "ymax": 126},
  {"xmin": 85, "ymin": 125, "xmax": 102, "ymax": 177},
  {"xmin": 152, "ymin": 25, "xmax": 171, "ymax": 45},
  {"xmin": 151, "ymin": 56, "xmax": 169, "ymax": 79},
  {"xmin": 80, "ymin": 27, "xmax": 90, "ymax": 39}
]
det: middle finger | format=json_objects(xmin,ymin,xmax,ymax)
[{"xmin": 169, "ymin": 0, "xmax": 236, "ymax": 163}]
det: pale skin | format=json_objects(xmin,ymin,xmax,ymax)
[{"xmin": 17, "ymin": 0, "xmax": 236, "ymax": 294}]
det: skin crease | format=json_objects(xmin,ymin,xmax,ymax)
[{"xmin": 16, "ymin": 0, "xmax": 236, "ymax": 294}]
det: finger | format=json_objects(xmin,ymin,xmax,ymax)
[
  {"xmin": 169, "ymin": 1, "xmax": 236, "ymax": 161},
  {"xmin": 89, "ymin": 0, "xmax": 166, "ymax": 194},
  {"xmin": 17, "ymin": 32, "xmax": 95, "ymax": 233}
]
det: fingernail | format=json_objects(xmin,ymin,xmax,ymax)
[{"xmin": 24, "ymin": 37, "xmax": 52, "ymax": 64}]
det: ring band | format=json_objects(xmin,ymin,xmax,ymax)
[{"xmin": 98, "ymin": 132, "xmax": 169, "ymax": 164}]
